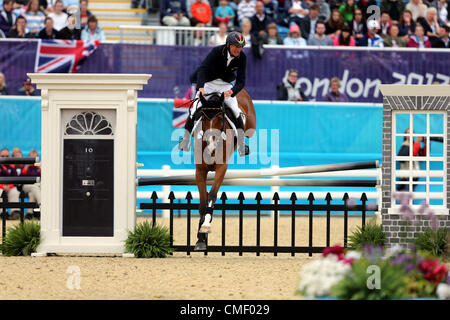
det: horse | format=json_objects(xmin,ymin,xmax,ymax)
[{"xmin": 192, "ymin": 89, "xmax": 256, "ymax": 251}]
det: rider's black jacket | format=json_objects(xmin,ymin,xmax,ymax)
[{"xmin": 189, "ymin": 44, "xmax": 246, "ymax": 98}]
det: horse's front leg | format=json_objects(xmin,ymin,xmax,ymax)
[
  {"xmin": 199, "ymin": 164, "xmax": 228, "ymax": 234},
  {"xmin": 195, "ymin": 167, "xmax": 208, "ymax": 249}
]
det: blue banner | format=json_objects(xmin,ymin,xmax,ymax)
[{"xmin": 2, "ymin": 40, "xmax": 448, "ymax": 102}]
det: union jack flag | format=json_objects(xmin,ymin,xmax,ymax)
[
  {"xmin": 34, "ymin": 39, "xmax": 100, "ymax": 73},
  {"xmin": 172, "ymin": 98, "xmax": 194, "ymax": 127}
]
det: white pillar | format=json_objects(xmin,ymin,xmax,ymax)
[{"xmin": 28, "ymin": 73, "xmax": 151, "ymax": 255}]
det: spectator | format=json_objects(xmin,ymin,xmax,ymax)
[
  {"xmin": 262, "ymin": 0, "xmax": 279, "ymax": 23},
  {"xmin": 208, "ymin": 21, "xmax": 227, "ymax": 45},
  {"xmin": 325, "ymin": 9, "xmax": 345, "ymax": 37},
  {"xmin": 237, "ymin": 0, "xmax": 256, "ymax": 26},
  {"xmin": 47, "ymin": 0, "xmax": 67, "ymax": 31},
  {"xmin": 430, "ymin": 0, "xmax": 449, "ymax": 25},
  {"xmin": 45, "ymin": 0, "xmax": 58, "ymax": 13},
  {"xmin": 360, "ymin": 19, "xmax": 384, "ymax": 47},
  {"xmin": 383, "ymin": 23, "xmax": 407, "ymax": 46},
  {"xmin": 190, "ymin": 0, "xmax": 212, "ymax": 25},
  {"xmin": 21, "ymin": 0, "xmax": 45, "ymax": 37},
  {"xmin": 81, "ymin": 14, "xmax": 105, "ymax": 41},
  {"xmin": 356, "ymin": 0, "xmax": 377, "ymax": 21},
  {"xmin": 57, "ymin": 14, "xmax": 81, "ymax": 39},
  {"xmin": 298, "ymin": 3, "xmax": 321, "ymax": 40},
  {"xmin": 284, "ymin": 0, "xmax": 309, "ymax": 27},
  {"xmin": 191, "ymin": 22, "xmax": 206, "ymax": 45},
  {"xmin": 418, "ymin": 7, "xmax": 441, "ymax": 45},
  {"xmin": 0, "ymin": 0, "xmax": 16, "ymax": 35},
  {"xmin": 396, "ymin": 128, "xmax": 423, "ymax": 192},
  {"xmin": 316, "ymin": 0, "xmax": 330, "ymax": 22},
  {"xmin": 260, "ymin": 21, "xmax": 283, "ymax": 44},
  {"xmin": 0, "ymin": 27, "xmax": 5, "ymax": 37},
  {"xmin": 228, "ymin": 0, "xmax": 240, "ymax": 12},
  {"xmin": 434, "ymin": 24, "xmax": 450, "ymax": 47},
  {"xmin": 7, "ymin": 15, "xmax": 33, "ymax": 37},
  {"xmin": 276, "ymin": 68, "xmax": 308, "ymax": 101},
  {"xmin": 0, "ymin": 72, "xmax": 8, "ymax": 95},
  {"xmin": 38, "ymin": 16, "xmax": 58, "ymax": 38},
  {"xmin": 15, "ymin": 148, "xmax": 41, "ymax": 219},
  {"xmin": 283, "ymin": 22, "xmax": 307, "ymax": 45},
  {"xmin": 308, "ymin": 20, "xmax": 333, "ymax": 45},
  {"xmin": 338, "ymin": 0, "xmax": 358, "ymax": 23},
  {"xmin": 380, "ymin": 0, "xmax": 405, "ymax": 23},
  {"xmin": 407, "ymin": 22, "xmax": 432, "ymax": 47},
  {"xmin": 187, "ymin": 0, "xmax": 210, "ymax": 19},
  {"xmin": 249, "ymin": 0, "xmax": 274, "ymax": 37},
  {"xmin": 240, "ymin": 17, "xmax": 254, "ymax": 46},
  {"xmin": 62, "ymin": 0, "xmax": 79, "ymax": 14},
  {"xmin": 17, "ymin": 77, "xmax": 37, "ymax": 95},
  {"xmin": 379, "ymin": 11, "xmax": 393, "ymax": 38},
  {"xmin": 0, "ymin": 148, "xmax": 20, "ymax": 220},
  {"xmin": 323, "ymin": 77, "xmax": 349, "ymax": 102},
  {"xmin": 161, "ymin": 0, "xmax": 191, "ymax": 26},
  {"xmin": 79, "ymin": 0, "xmax": 92, "ymax": 28},
  {"xmin": 398, "ymin": 9, "xmax": 416, "ymax": 39},
  {"xmin": 406, "ymin": 0, "xmax": 428, "ymax": 21},
  {"xmin": 332, "ymin": 24, "xmax": 355, "ymax": 45},
  {"xmin": 349, "ymin": 7, "xmax": 366, "ymax": 46},
  {"xmin": 214, "ymin": 0, "xmax": 235, "ymax": 28}
]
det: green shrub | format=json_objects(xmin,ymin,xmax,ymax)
[
  {"xmin": 125, "ymin": 221, "xmax": 174, "ymax": 258},
  {"xmin": 348, "ymin": 222, "xmax": 386, "ymax": 250},
  {"xmin": 332, "ymin": 258, "xmax": 409, "ymax": 300},
  {"xmin": 0, "ymin": 221, "xmax": 41, "ymax": 256},
  {"xmin": 414, "ymin": 227, "xmax": 449, "ymax": 257}
]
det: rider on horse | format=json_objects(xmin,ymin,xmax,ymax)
[{"xmin": 178, "ymin": 31, "xmax": 250, "ymax": 157}]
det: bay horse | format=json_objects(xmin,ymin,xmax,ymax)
[{"xmin": 192, "ymin": 89, "xmax": 256, "ymax": 251}]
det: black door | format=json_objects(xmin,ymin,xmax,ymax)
[{"xmin": 63, "ymin": 139, "xmax": 114, "ymax": 236}]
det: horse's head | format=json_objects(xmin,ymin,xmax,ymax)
[{"xmin": 197, "ymin": 92, "xmax": 228, "ymax": 160}]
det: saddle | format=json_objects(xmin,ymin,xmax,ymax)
[{"xmin": 192, "ymin": 95, "xmax": 240, "ymax": 130}]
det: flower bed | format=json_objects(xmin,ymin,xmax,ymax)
[{"xmin": 297, "ymin": 244, "xmax": 450, "ymax": 300}]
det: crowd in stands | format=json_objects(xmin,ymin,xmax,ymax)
[
  {"xmin": 0, "ymin": 0, "xmax": 105, "ymax": 41},
  {"xmin": 160, "ymin": 0, "xmax": 450, "ymax": 48},
  {"xmin": 0, "ymin": 146, "xmax": 41, "ymax": 220}
]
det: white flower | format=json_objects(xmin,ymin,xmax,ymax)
[
  {"xmin": 345, "ymin": 250, "xmax": 362, "ymax": 261},
  {"xmin": 436, "ymin": 283, "xmax": 450, "ymax": 300},
  {"xmin": 383, "ymin": 244, "xmax": 403, "ymax": 260},
  {"xmin": 298, "ymin": 255, "xmax": 351, "ymax": 299}
]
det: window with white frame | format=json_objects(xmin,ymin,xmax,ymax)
[{"xmin": 393, "ymin": 111, "xmax": 446, "ymax": 208}]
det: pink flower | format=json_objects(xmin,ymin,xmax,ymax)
[
  {"xmin": 418, "ymin": 259, "xmax": 449, "ymax": 284},
  {"xmin": 322, "ymin": 245, "xmax": 345, "ymax": 259}
]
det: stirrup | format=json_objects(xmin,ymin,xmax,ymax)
[
  {"xmin": 178, "ymin": 137, "xmax": 190, "ymax": 151},
  {"xmin": 239, "ymin": 144, "xmax": 250, "ymax": 157}
]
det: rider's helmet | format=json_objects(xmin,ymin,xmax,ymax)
[{"xmin": 226, "ymin": 31, "xmax": 246, "ymax": 48}]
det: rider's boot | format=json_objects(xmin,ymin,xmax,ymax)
[
  {"xmin": 178, "ymin": 114, "xmax": 194, "ymax": 151},
  {"xmin": 235, "ymin": 115, "xmax": 250, "ymax": 156}
]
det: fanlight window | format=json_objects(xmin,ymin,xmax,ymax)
[{"xmin": 65, "ymin": 111, "xmax": 113, "ymax": 135}]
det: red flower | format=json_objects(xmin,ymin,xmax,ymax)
[
  {"xmin": 322, "ymin": 245, "xmax": 345, "ymax": 260},
  {"xmin": 418, "ymin": 259, "xmax": 448, "ymax": 284}
]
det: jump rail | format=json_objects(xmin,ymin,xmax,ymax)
[
  {"xmin": 0, "ymin": 157, "xmax": 39, "ymax": 165},
  {"xmin": 0, "ymin": 177, "xmax": 40, "ymax": 184},
  {"xmin": 137, "ymin": 161, "xmax": 380, "ymax": 186}
]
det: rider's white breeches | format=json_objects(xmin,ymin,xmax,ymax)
[{"xmin": 190, "ymin": 79, "xmax": 241, "ymax": 119}]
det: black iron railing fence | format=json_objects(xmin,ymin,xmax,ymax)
[
  {"xmin": 140, "ymin": 191, "xmax": 377, "ymax": 257},
  {"xmin": 1, "ymin": 190, "xmax": 39, "ymax": 239}
]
